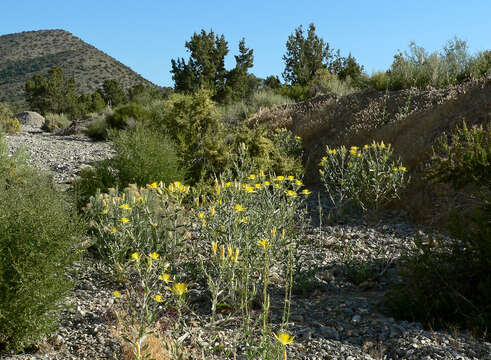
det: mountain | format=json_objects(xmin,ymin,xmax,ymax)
[{"xmin": 0, "ymin": 29, "xmax": 157, "ymax": 108}]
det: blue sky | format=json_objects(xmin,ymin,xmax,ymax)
[{"xmin": 1, "ymin": 0, "xmax": 490, "ymax": 87}]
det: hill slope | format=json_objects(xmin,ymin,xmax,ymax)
[{"xmin": 0, "ymin": 29, "xmax": 156, "ymax": 107}]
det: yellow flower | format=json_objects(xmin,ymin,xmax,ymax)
[
  {"xmin": 328, "ymin": 149, "xmax": 337, "ymax": 154},
  {"xmin": 113, "ymin": 290, "xmax": 121, "ymax": 298},
  {"xmin": 121, "ymin": 217, "xmax": 130, "ymax": 224},
  {"xmin": 215, "ymin": 186, "xmax": 221, "ymax": 195},
  {"xmin": 227, "ymin": 247, "xmax": 233, "ymax": 258},
  {"xmin": 232, "ymin": 248, "xmax": 240, "ymax": 263},
  {"xmin": 271, "ymin": 227, "xmax": 277, "ymax": 236},
  {"xmin": 119, "ymin": 204, "xmax": 131, "ymax": 210},
  {"xmin": 111, "ymin": 226, "xmax": 118, "ymax": 233},
  {"xmin": 172, "ymin": 283, "xmax": 187, "ymax": 296},
  {"xmin": 101, "ymin": 208, "xmax": 109, "ymax": 215},
  {"xmin": 275, "ymin": 175, "xmax": 285, "ymax": 181},
  {"xmin": 348, "ymin": 162, "xmax": 353, "ymax": 167},
  {"xmin": 232, "ymin": 204, "xmax": 245, "ymax": 212},
  {"xmin": 285, "ymin": 190, "xmax": 298, "ymax": 198},
  {"xmin": 287, "ymin": 175, "xmax": 295, "ymax": 181},
  {"xmin": 131, "ymin": 252, "xmax": 141, "ymax": 261},
  {"xmin": 225, "ymin": 181, "xmax": 232, "ymax": 187},
  {"xmin": 274, "ymin": 332, "xmax": 294, "ymax": 345},
  {"xmin": 153, "ymin": 294, "xmax": 163, "ymax": 303},
  {"xmin": 254, "ymin": 183, "xmax": 262, "ymax": 189},
  {"xmin": 198, "ymin": 212, "xmax": 205, "ymax": 219},
  {"xmin": 220, "ymin": 245, "xmax": 225, "ymax": 260},
  {"xmin": 258, "ymin": 239, "xmax": 271, "ymax": 249},
  {"xmin": 399, "ymin": 166, "xmax": 407, "ymax": 172},
  {"xmin": 136, "ymin": 196, "xmax": 145, "ymax": 203},
  {"xmin": 301, "ymin": 189, "xmax": 311, "ymax": 195},
  {"xmin": 393, "ymin": 167, "xmax": 399, "ymax": 172},
  {"xmin": 364, "ymin": 144, "xmax": 369, "ymax": 149},
  {"xmin": 220, "ymin": 225, "xmax": 225, "ymax": 231},
  {"xmin": 295, "ymin": 180, "xmax": 303, "ymax": 186},
  {"xmin": 380, "ymin": 141, "xmax": 386, "ymax": 148},
  {"xmin": 149, "ymin": 252, "xmax": 159, "ymax": 260},
  {"xmin": 259, "ymin": 170, "xmax": 265, "ymax": 178},
  {"xmin": 351, "ymin": 146, "xmax": 359, "ymax": 151},
  {"xmin": 150, "ymin": 182, "xmax": 158, "ymax": 188},
  {"xmin": 296, "ymin": 136, "xmax": 301, "ymax": 141},
  {"xmin": 159, "ymin": 273, "xmax": 172, "ymax": 284},
  {"xmin": 163, "ymin": 262, "xmax": 170, "ymax": 271},
  {"xmin": 244, "ymin": 185, "xmax": 256, "ymax": 193},
  {"xmin": 209, "ymin": 207, "xmax": 215, "ymax": 216},
  {"xmin": 239, "ymin": 217, "xmax": 248, "ymax": 224},
  {"xmin": 248, "ymin": 174, "xmax": 256, "ymax": 180},
  {"xmin": 211, "ymin": 241, "xmax": 218, "ymax": 255},
  {"xmin": 201, "ymin": 219, "xmax": 206, "ymax": 227},
  {"xmin": 350, "ymin": 149, "xmax": 358, "ymax": 156},
  {"xmin": 264, "ymin": 181, "xmax": 271, "ymax": 186}
]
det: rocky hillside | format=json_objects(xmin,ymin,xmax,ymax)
[{"xmin": 0, "ymin": 29, "xmax": 156, "ymax": 107}]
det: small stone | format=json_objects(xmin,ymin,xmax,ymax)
[{"xmin": 351, "ymin": 315, "xmax": 361, "ymax": 323}]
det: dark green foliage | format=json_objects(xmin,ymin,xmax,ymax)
[
  {"xmin": 85, "ymin": 115, "xmax": 110, "ymax": 140},
  {"xmin": 79, "ymin": 92, "xmax": 106, "ymax": 114},
  {"xmin": 0, "ymin": 133, "xmax": 82, "ymax": 353},
  {"xmin": 25, "ymin": 67, "xmax": 80, "ymax": 118},
  {"xmin": 264, "ymin": 75, "xmax": 282, "ymax": 89},
  {"xmin": 275, "ymin": 84, "xmax": 311, "ymax": 102},
  {"xmin": 225, "ymin": 38, "xmax": 255, "ymax": 102},
  {"xmin": 329, "ymin": 52, "xmax": 365, "ymax": 87},
  {"xmin": 282, "ymin": 23, "xmax": 332, "ymax": 86},
  {"xmin": 73, "ymin": 127, "xmax": 185, "ymax": 209},
  {"xmin": 72, "ymin": 160, "xmax": 117, "ymax": 209},
  {"xmin": 107, "ymin": 102, "xmax": 149, "ymax": 129},
  {"xmin": 99, "ymin": 79, "xmax": 128, "ymax": 107},
  {"xmin": 171, "ymin": 29, "xmax": 229, "ymax": 99},
  {"xmin": 42, "ymin": 113, "xmax": 70, "ymax": 132},
  {"xmin": 386, "ymin": 121, "xmax": 491, "ymax": 338}
]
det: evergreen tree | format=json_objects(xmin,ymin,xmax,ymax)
[
  {"xmin": 282, "ymin": 23, "xmax": 332, "ymax": 86},
  {"xmin": 170, "ymin": 29, "xmax": 229, "ymax": 99},
  {"xmin": 264, "ymin": 75, "xmax": 282, "ymax": 89},
  {"xmin": 226, "ymin": 38, "xmax": 255, "ymax": 101},
  {"xmin": 25, "ymin": 67, "xmax": 80, "ymax": 117},
  {"xmin": 99, "ymin": 79, "xmax": 128, "ymax": 107}
]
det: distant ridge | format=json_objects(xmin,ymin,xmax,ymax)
[{"xmin": 0, "ymin": 29, "xmax": 157, "ymax": 108}]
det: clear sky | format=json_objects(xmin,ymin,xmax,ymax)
[{"xmin": 0, "ymin": 0, "xmax": 490, "ymax": 87}]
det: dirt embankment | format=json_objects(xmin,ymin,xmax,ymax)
[{"xmin": 249, "ymin": 78, "xmax": 491, "ymax": 224}]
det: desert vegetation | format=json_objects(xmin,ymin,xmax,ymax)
[{"xmin": 0, "ymin": 23, "xmax": 489, "ymax": 359}]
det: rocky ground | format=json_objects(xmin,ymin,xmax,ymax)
[{"xmin": 2, "ymin": 126, "xmax": 490, "ymax": 360}]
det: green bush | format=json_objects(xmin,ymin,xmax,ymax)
[
  {"xmin": 319, "ymin": 142, "xmax": 408, "ymax": 213},
  {"xmin": 107, "ymin": 102, "xmax": 149, "ymax": 129},
  {"xmin": 111, "ymin": 126, "xmax": 185, "ymax": 187},
  {"xmin": 426, "ymin": 121, "xmax": 490, "ymax": 188},
  {"xmin": 85, "ymin": 115, "xmax": 110, "ymax": 140},
  {"xmin": 369, "ymin": 71, "xmax": 390, "ymax": 91},
  {"xmin": 274, "ymin": 84, "xmax": 311, "ymax": 102},
  {"xmin": 0, "ymin": 133, "xmax": 82, "ymax": 353},
  {"xmin": 0, "ymin": 102, "xmax": 21, "ymax": 134},
  {"xmin": 386, "ymin": 121, "xmax": 490, "ymax": 337},
  {"xmin": 73, "ymin": 127, "xmax": 186, "ymax": 210},
  {"xmin": 42, "ymin": 113, "xmax": 70, "ymax": 132},
  {"xmin": 309, "ymin": 69, "xmax": 358, "ymax": 96}
]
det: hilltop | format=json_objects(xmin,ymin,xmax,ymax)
[{"xmin": 0, "ymin": 29, "xmax": 156, "ymax": 108}]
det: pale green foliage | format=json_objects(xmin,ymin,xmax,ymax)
[
  {"xmin": 319, "ymin": 142, "xmax": 408, "ymax": 213},
  {"xmin": 42, "ymin": 112, "xmax": 70, "ymax": 132},
  {"xmin": 0, "ymin": 102, "xmax": 21, "ymax": 134}
]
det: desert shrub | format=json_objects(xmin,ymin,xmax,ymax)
[
  {"xmin": 85, "ymin": 116, "xmax": 110, "ymax": 140},
  {"xmin": 309, "ymin": 69, "xmax": 358, "ymax": 96},
  {"xmin": 319, "ymin": 142, "xmax": 408, "ymax": 213},
  {"xmin": 42, "ymin": 112, "xmax": 70, "ymax": 132},
  {"xmin": 74, "ymin": 127, "xmax": 185, "ymax": 210},
  {"xmin": 0, "ymin": 102, "xmax": 21, "ymax": 134},
  {"xmin": 219, "ymin": 90, "xmax": 292, "ymax": 125},
  {"xmin": 369, "ymin": 71, "xmax": 390, "ymax": 91},
  {"xmin": 386, "ymin": 121, "xmax": 490, "ymax": 337},
  {"xmin": 425, "ymin": 121, "xmax": 490, "ymax": 188},
  {"xmin": 107, "ymin": 102, "xmax": 149, "ymax": 129},
  {"xmin": 111, "ymin": 126, "xmax": 185, "ymax": 187},
  {"xmin": 0, "ymin": 133, "xmax": 82, "ymax": 353},
  {"xmin": 84, "ymin": 182, "xmax": 191, "ymax": 278},
  {"xmin": 152, "ymin": 90, "xmax": 229, "ymax": 184},
  {"xmin": 232, "ymin": 127, "xmax": 304, "ymax": 180},
  {"xmin": 274, "ymin": 84, "xmax": 311, "ymax": 102}
]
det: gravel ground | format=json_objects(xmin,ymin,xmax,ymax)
[{"xmin": 2, "ymin": 127, "xmax": 490, "ymax": 360}]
